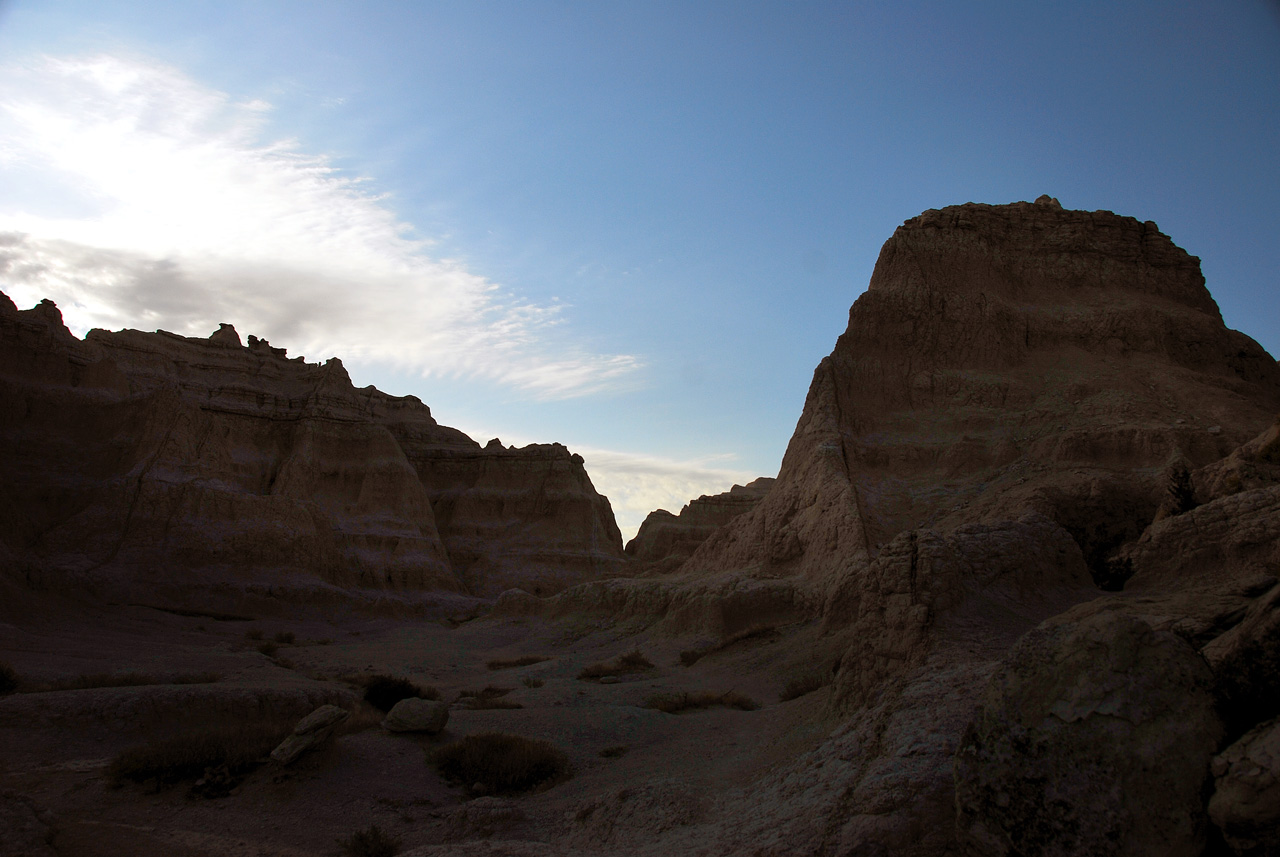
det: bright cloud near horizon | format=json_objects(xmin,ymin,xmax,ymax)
[
  {"xmin": 0, "ymin": 54, "xmax": 640, "ymax": 400},
  {"xmin": 1, "ymin": 2, "xmax": 1278, "ymax": 543}
]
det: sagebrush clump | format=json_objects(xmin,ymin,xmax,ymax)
[
  {"xmin": 338, "ymin": 823, "xmax": 401, "ymax": 857},
  {"xmin": 645, "ymin": 690, "xmax": 759, "ymax": 713},
  {"xmin": 578, "ymin": 649, "xmax": 654, "ymax": 681},
  {"xmin": 108, "ymin": 716, "xmax": 297, "ymax": 795},
  {"xmin": 432, "ymin": 732, "xmax": 571, "ymax": 794},
  {"xmin": 487, "ymin": 655, "xmax": 550, "ymax": 670}
]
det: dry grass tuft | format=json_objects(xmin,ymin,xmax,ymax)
[
  {"xmin": 338, "ymin": 824, "xmax": 401, "ymax": 857},
  {"xmin": 362, "ymin": 675, "xmax": 440, "ymax": 712},
  {"xmin": 432, "ymin": 732, "xmax": 571, "ymax": 794},
  {"xmin": 644, "ymin": 690, "xmax": 760, "ymax": 714},
  {"xmin": 273, "ymin": 631, "xmax": 296, "ymax": 644},
  {"xmin": 578, "ymin": 649, "xmax": 654, "ymax": 681},
  {"xmin": 522, "ymin": 676, "xmax": 544, "ymax": 688},
  {"xmin": 256, "ymin": 641, "xmax": 279, "ymax": 657},
  {"xmin": 337, "ymin": 702, "xmax": 388, "ymax": 736},
  {"xmin": 598, "ymin": 745, "xmax": 629, "ymax": 758},
  {"xmin": 108, "ymin": 714, "xmax": 297, "ymax": 794},
  {"xmin": 245, "ymin": 628, "xmax": 264, "ymax": 641},
  {"xmin": 42, "ymin": 671, "xmax": 222, "ymax": 691},
  {"xmin": 778, "ymin": 672, "xmax": 830, "ymax": 702},
  {"xmin": 486, "ymin": 655, "xmax": 550, "ymax": 670},
  {"xmin": 458, "ymin": 686, "xmax": 522, "ymax": 709},
  {"xmin": 681, "ymin": 625, "xmax": 778, "ymax": 667}
]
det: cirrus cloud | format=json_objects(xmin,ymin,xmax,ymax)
[{"xmin": 0, "ymin": 54, "xmax": 640, "ymax": 399}]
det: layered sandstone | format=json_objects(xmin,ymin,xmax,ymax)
[
  {"xmin": 535, "ymin": 198, "xmax": 1280, "ymax": 855},
  {"xmin": 0, "ymin": 293, "xmax": 623, "ymax": 607},
  {"xmin": 624, "ymin": 477, "xmax": 774, "ymax": 570},
  {"xmin": 685, "ymin": 197, "xmax": 1280, "ymax": 596}
]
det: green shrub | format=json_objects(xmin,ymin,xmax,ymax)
[
  {"xmin": 362, "ymin": 675, "xmax": 438, "ymax": 712},
  {"xmin": 778, "ymin": 672, "xmax": 830, "ymax": 702},
  {"xmin": 644, "ymin": 690, "xmax": 759, "ymax": 714},
  {"xmin": 0, "ymin": 662, "xmax": 17, "ymax": 695},
  {"xmin": 432, "ymin": 732, "xmax": 571, "ymax": 794},
  {"xmin": 487, "ymin": 655, "xmax": 550, "ymax": 670},
  {"xmin": 338, "ymin": 824, "xmax": 401, "ymax": 857},
  {"xmin": 578, "ymin": 649, "xmax": 654, "ymax": 681}
]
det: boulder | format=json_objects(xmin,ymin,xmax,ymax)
[
  {"xmin": 382, "ymin": 697, "xmax": 449, "ymax": 734},
  {"xmin": 1203, "ymin": 581, "xmax": 1280, "ymax": 737},
  {"xmin": 269, "ymin": 704, "xmax": 350, "ymax": 765},
  {"xmin": 1209, "ymin": 716, "xmax": 1280, "ymax": 853},
  {"xmin": 954, "ymin": 611, "xmax": 1222, "ymax": 857}
]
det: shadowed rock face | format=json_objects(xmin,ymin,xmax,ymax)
[
  {"xmin": 0, "ymin": 293, "xmax": 623, "ymax": 606},
  {"xmin": 624, "ymin": 477, "xmax": 775, "ymax": 569}
]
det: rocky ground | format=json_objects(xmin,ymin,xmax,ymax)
[{"xmin": 0, "ymin": 595, "xmax": 842, "ymax": 856}]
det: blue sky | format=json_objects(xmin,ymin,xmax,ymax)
[{"xmin": 2, "ymin": 1, "xmax": 1278, "ymax": 540}]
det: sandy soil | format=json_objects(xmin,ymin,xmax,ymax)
[{"xmin": 0, "ymin": 596, "xmax": 839, "ymax": 856}]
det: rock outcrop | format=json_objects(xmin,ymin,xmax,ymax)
[
  {"xmin": 0, "ymin": 293, "xmax": 624, "ymax": 606},
  {"xmin": 624, "ymin": 477, "xmax": 774, "ymax": 571},
  {"xmin": 954, "ymin": 610, "xmax": 1223, "ymax": 857},
  {"xmin": 556, "ymin": 198, "xmax": 1280, "ymax": 855},
  {"xmin": 685, "ymin": 198, "xmax": 1280, "ymax": 595}
]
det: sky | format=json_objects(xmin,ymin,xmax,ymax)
[{"xmin": 1, "ymin": 1, "xmax": 1278, "ymax": 541}]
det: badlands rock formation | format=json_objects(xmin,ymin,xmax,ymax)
[
  {"xmin": 3, "ymin": 197, "xmax": 1279, "ymax": 857},
  {"xmin": 624, "ymin": 477, "xmax": 775, "ymax": 571},
  {"xmin": 535, "ymin": 197, "xmax": 1280, "ymax": 854},
  {"xmin": 0, "ymin": 294, "xmax": 624, "ymax": 608}
]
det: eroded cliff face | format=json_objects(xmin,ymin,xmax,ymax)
[
  {"xmin": 685, "ymin": 196, "xmax": 1280, "ymax": 593},
  {"xmin": 539, "ymin": 199, "xmax": 1280, "ymax": 855},
  {"xmin": 624, "ymin": 477, "xmax": 775, "ymax": 571},
  {"xmin": 0, "ymin": 293, "xmax": 623, "ymax": 607}
]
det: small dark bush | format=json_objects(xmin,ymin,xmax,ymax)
[
  {"xmin": 599, "ymin": 745, "xmax": 628, "ymax": 758},
  {"xmin": 108, "ymin": 716, "xmax": 295, "ymax": 792},
  {"xmin": 256, "ymin": 641, "xmax": 279, "ymax": 657},
  {"xmin": 245, "ymin": 628, "xmax": 264, "ymax": 640},
  {"xmin": 679, "ymin": 650, "xmax": 704, "ymax": 667},
  {"xmin": 338, "ymin": 823, "xmax": 401, "ymax": 857},
  {"xmin": 45, "ymin": 671, "xmax": 222, "ymax": 691},
  {"xmin": 457, "ymin": 686, "xmax": 521, "ymax": 709},
  {"xmin": 645, "ymin": 690, "xmax": 760, "ymax": 714},
  {"xmin": 578, "ymin": 649, "xmax": 654, "ymax": 681},
  {"xmin": 778, "ymin": 673, "xmax": 830, "ymax": 702},
  {"xmin": 432, "ymin": 732, "xmax": 571, "ymax": 794},
  {"xmin": 487, "ymin": 655, "xmax": 550, "ymax": 670},
  {"xmin": 0, "ymin": 662, "xmax": 17, "ymax": 695},
  {"xmin": 273, "ymin": 631, "xmax": 296, "ymax": 644},
  {"xmin": 362, "ymin": 675, "xmax": 438, "ymax": 712},
  {"xmin": 522, "ymin": 676, "xmax": 544, "ymax": 688}
]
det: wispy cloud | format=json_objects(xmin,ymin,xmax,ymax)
[
  {"xmin": 0, "ymin": 54, "xmax": 640, "ymax": 399},
  {"xmin": 575, "ymin": 447, "xmax": 764, "ymax": 543}
]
